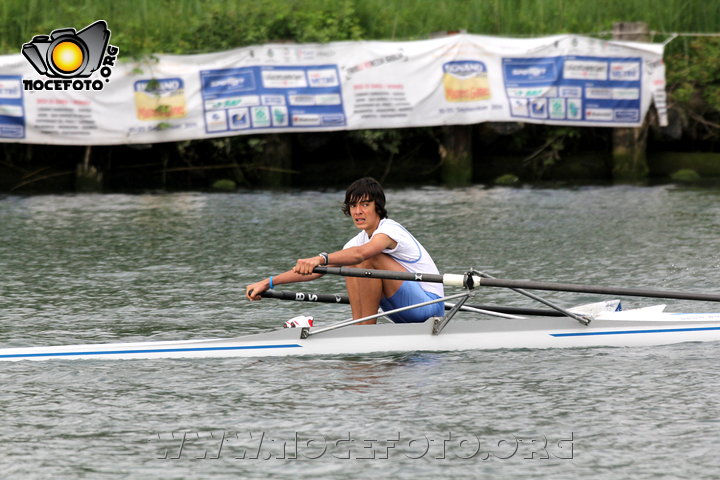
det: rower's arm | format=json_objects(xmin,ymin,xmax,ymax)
[
  {"xmin": 273, "ymin": 270, "xmax": 324, "ymax": 285},
  {"xmin": 291, "ymin": 234, "xmax": 395, "ymax": 275},
  {"xmin": 328, "ymin": 233, "xmax": 396, "ymax": 265},
  {"xmin": 246, "ymin": 269, "xmax": 323, "ymax": 300}
]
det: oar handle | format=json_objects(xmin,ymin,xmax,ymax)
[{"xmin": 261, "ymin": 290, "xmax": 348, "ymax": 304}]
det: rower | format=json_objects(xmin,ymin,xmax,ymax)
[{"xmin": 246, "ymin": 177, "xmax": 445, "ymax": 325}]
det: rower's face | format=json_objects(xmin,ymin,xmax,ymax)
[{"xmin": 348, "ymin": 197, "xmax": 379, "ymax": 230}]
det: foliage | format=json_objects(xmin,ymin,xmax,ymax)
[
  {"xmin": 522, "ymin": 127, "xmax": 583, "ymax": 178},
  {"xmin": 2, "ymin": 0, "xmax": 720, "ymax": 187},
  {"xmin": 665, "ymin": 37, "xmax": 720, "ymax": 141},
  {"xmin": 493, "ymin": 173, "xmax": 519, "ymax": 185},
  {"xmin": 3, "ymin": 0, "xmax": 720, "ymax": 55},
  {"xmin": 670, "ymin": 168, "xmax": 701, "ymax": 182},
  {"xmin": 211, "ymin": 178, "xmax": 238, "ymax": 190},
  {"xmin": 348, "ymin": 130, "xmax": 402, "ymax": 157}
]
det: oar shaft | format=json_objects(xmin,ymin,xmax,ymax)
[
  {"xmin": 313, "ymin": 266, "xmax": 720, "ymax": 302},
  {"xmin": 260, "ymin": 289, "xmax": 564, "ymax": 317},
  {"xmin": 314, "ymin": 266, "xmax": 451, "ymax": 285},
  {"xmin": 475, "ymin": 278, "xmax": 720, "ymax": 302}
]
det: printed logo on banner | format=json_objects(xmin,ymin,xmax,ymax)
[
  {"xmin": 292, "ymin": 114, "xmax": 321, "ymax": 126},
  {"xmin": 567, "ymin": 98, "xmax": 582, "ymax": 120},
  {"xmin": 271, "ymin": 106, "xmax": 289, "ymax": 127},
  {"xmin": 585, "ymin": 108, "xmax": 613, "ymax": 121},
  {"xmin": 203, "ymin": 71, "xmax": 255, "ymax": 95},
  {"xmin": 251, "ymin": 107, "xmax": 271, "ymax": 128},
  {"xmin": 321, "ymin": 114, "xmax": 345, "ymax": 126},
  {"xmin": 307, "ymin": 68, "xmax": 339, "ymax": 87},
  {"xmin": 510, "ymin": 98, "xmax": 529, "ymax": 117},
  {"xmin": 205, "ymin": 110, "xmax": 227, "ymax": 132},
  {"xmin": 0, "ymin": 76, "xmax": 25, "ymax": 138},
  {"xmin": 289, "ymin": 95, "xmax": 315, "ymax": 106},
  {"xmin": 612, "ymin": 88, "xmax": 639, "ymax": 100},
  {"xmin": 200, "ymin": 65, "xmax": 346, "ymax": 134},
  {"xmin": 261, "ymin": 69, "xmax": 307, "ymax": 88},
  {"xmin": 530, "ymin": 98, "xmax": 547, "ymax": 118},
  {"xmin": 559, "ymin": 86, "xmax": 582, "ymax": 98},
  {"xmin": 549, "ymin": 98, "xmax": 565, "ymax": 119},
  {"xmin": 503, "ymin": 60, "xmax": 558, "ymax": 84},
  {"xmin": 609, "ymin": 62, "xmax": 640, "ymax": 81},
  {"xmin": 228, "ymin": 108, "xmax": 250, "ymax": 130},
  {"xmin": 586, "ymin": 87, "xmax": 612, "ymax": 100},
  {"xmin": 442, "ymin": 61, "xmax": 490, "ymax": 102},
  {"xmin": 134, "ymin": 78, "xmax": 187, "ymax": 121},
  {"xmin": 316, "ymin": 94, "xmax": 341, "ymax": 105},
  {"xmin": 21, "ymin": 20, "xmax": 119, "ymax": 91},
  {"xmin": 613, "ymin": 110, "xmax": 640, "ymax": 122},
  {"xmin": 261, "ymin": 95, "xmax": 286, "ymax": 106},
  {"xmin": 504, "ymin": 55, "xmax": 643, "ymax": 125},
  {"xmin": 205, "ymin": 95, "xmax": 260, "ymax": 111},
  {"xmin": 563, "ymin": 60, "xmax": 608, "ymax": 81}
]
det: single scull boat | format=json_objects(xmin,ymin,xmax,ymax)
[
  {"xmin": 1, "ymin": 303, "xmax": 720, "ymax": 361},
  {"xmin": 2, "ymin": 268, "xmax": 719, "ymax": 361}
]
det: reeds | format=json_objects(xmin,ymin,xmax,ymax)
[{"xmin": 1, "ymin": 0, "xmax": 718, "ymax": 56}]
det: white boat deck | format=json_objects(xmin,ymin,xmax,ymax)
[{"xmin": 2, "ymin": 306, "xmax": 720, "ymax": 361}]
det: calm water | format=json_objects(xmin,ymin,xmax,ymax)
[{"xmin": 1, "ymin": 185, "xmax": 719, "ymax": 479}]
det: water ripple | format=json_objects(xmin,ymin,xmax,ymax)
[{"xmin": 2, "ymin": 187, "xmax": 720, "ymax": 478}]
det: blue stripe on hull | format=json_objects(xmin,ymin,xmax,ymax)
[
  {"xmin": 551, "ymin": 326, "xmax": 720, "ymax": 337},
  {"xmin": 0, "ymin": 343, "xmax": 303, "ymax": 359}
]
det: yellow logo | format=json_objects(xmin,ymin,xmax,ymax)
[
  {"xmin": 442, "ymin": 61, "xmax": 490, "ymax": 102},
  {"xmin": 21, "ymin": 20, "xmax": 119, "ymax": 91},
  {"xmin": 134, "ymin": 78, "xmax": 187, "ymax": 121}
]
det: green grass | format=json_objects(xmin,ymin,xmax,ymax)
[{"xmin": 2, "ymin": 0, "xmax": 719, "ymax": 57}]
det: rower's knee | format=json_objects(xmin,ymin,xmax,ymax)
[
  {"xmin": 348, "ymin": 256, "xmax": 376, "ymax": 269},
  {"xmin": 350, "ymin": 253, "xmax": 393, "ymax": 270}
]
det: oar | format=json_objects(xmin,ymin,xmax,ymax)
[
  {"xmin": 313, "ymin": 266, "xmax": 720, "ymax": 303},
  {"xmin": 260, "ymin": 289, "xmax": 564, "ymax": 317},
  {"xmin": 262, "ymin": 290, "xmax": 523, "ymax": 319}
]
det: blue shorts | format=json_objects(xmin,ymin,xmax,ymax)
[{"xmin": 379, "ymin": 281, "xmax": 444, "ymax": 323}]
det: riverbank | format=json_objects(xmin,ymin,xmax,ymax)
[
  {"xmin": 2, "ymin": 134, "xmax": 719, "ymax": 193},
  {"xmin": 2, "ymin": 1, "xmax": 719, "ymax": 192}
]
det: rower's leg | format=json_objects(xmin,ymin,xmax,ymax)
[
  {"xmin": 345, "ymin": 276, "xmax": 382, "ymax": 324},
  {"xmin": 345, "ymin": 254, "xmax": 407, "ymax": 324}
]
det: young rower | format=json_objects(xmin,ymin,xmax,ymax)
[{"xmin": 245, "ymin": 177, "xmax": 444, "ymax": 324}]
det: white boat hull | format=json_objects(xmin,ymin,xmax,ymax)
[{"xmin": 2, "ymin": 310, "xmax": 720, "ymax": 361}]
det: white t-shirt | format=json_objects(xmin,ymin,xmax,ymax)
[{"xmin": 343, "ymin": 218, "xmax": 444, "ymax": 297}]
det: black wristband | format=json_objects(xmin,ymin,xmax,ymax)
[{"xmin": 318, "ymin": 252, "xmax": 329, "ymax": 265}]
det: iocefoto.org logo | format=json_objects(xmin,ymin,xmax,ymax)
[{"xmin": 21, "ymin": 20, "xmax": 119, "ymax": 91}]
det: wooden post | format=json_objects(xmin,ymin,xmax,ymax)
[
  {"xmin": 441, "ymin": 125, "xmax": 473, "ymax": 186},
  {"xmin": 75, "ymin": 145, "xmax": 103, "ymax": 192},
  {"xmin": 611, "ymin": 22, "xmax": 650, "ymax": 180}
]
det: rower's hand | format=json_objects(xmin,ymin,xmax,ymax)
[
  {"xmin": 293, "ymin": 255, "xmax": 323, "ymax": 275},
  {"xmin": 245, "ymin": 280, "xmax": 269, "ymax": 301}
]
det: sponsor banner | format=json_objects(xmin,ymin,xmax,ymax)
[{"xmin": 0, "ymin": 33, "xmax": 666, "ymax": 145}]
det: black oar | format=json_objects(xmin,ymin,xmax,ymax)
[
  {"xmin": 313, "ymin": 266, "xmax": 720, "ymax": 303},
  {"xmin": 260, "ymin": 289, "xmax": 564, "ymax": 317}
]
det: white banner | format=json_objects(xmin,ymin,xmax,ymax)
[{"xmin": 0, "ymin": 33, "xmax": 667, "ymax": 146}]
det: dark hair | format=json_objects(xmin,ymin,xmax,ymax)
[{"xmin": 342, "ymin": 177, "xmax": 388, "ymax": 218}]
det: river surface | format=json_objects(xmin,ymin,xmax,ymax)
[{"xmin": 1, "ymin": 185, "xmax": 719, "ymax": 479}]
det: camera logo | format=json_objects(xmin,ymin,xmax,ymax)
[{"xmin": 21, "ymin": 20, "xmax": 119, "ymax": 91}]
